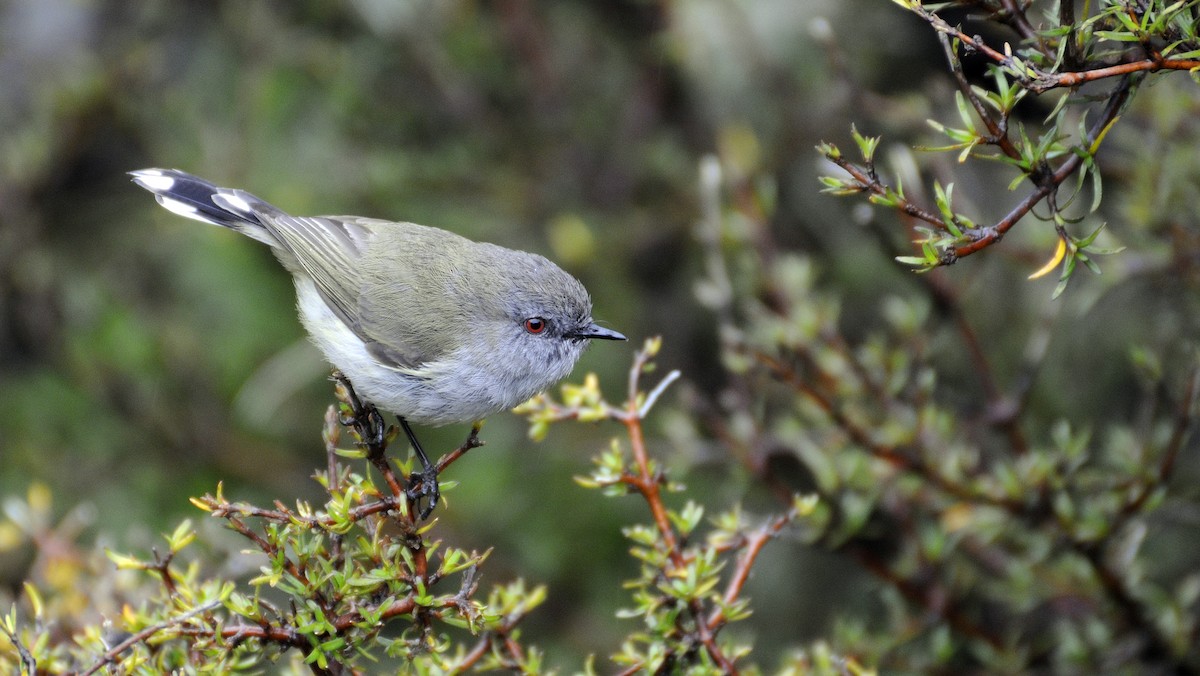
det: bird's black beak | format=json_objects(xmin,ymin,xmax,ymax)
[{"xmin": 571, "ymin": 322, "xmax": 627, "ymax": 341}]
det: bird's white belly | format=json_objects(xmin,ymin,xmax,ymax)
[{"xmin": 294, "ymin": 277, "xmax": 521, "ymax": 425}]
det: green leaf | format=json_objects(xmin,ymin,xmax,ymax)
[
  {"xmin": 954, "ymin": 91, "xmax": 975, "ymax": 130},
  {"xmin": 1076, "ymin": 222, "xmax": 1108, "ymax": 248},
  {"xmin": 850, "ymin": 124, "xmax": 879, "ymax": 163},
  {"xmin": 817, "ymin": 141, "xmax": 842, "ymax": 160},
  {"xmin": 1051, "ymin": 246, "xmax": 1078, "ymax": 299},
  {"xmin": 932, "ymin": 182, "xmax": 962, "ymax": 237}
]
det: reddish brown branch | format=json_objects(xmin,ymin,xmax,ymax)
[
  {"xmin": 223, "ymin": 515, "xmax": 306, "ymax": 584},
  {"xmin": 950, "ymin": 76, "xmax": 1131, "ymax": 258},
  {"xmin": 622, "ymin": 409, "xmax": 737, "ymax": 674},
  {"xmin": 621, "ymin": 415, "xmax": 683, "ymax": 566},
  {"xmin": 1046, "ymin": 57, "xmax": 1200, "ymax": 88},
  {"xmin": 827, "ymin": 36, "xmax": 1134, "ymax": 262},
  {"xmin": 916, "ymin": 6, "xmax": 1200, "ymax": 93},
  {"xmin": 458, "ymin": 634, "xmax": 493, "ymax": 671},
  {"xmin": 151, "ymin": 549, "xmax": 178, "ymax": 596},
  {"xmin": 706, "ymin": 512, "xmax": 791, "ymax": 632},
  {"xmin": 81, "ymin": 601, "xmax": 225, "ymax": 676},
  {"xmin": 435, "ymin": 423, "xmax": 485, "ymax": 473},
  {"xmin": 937, "ymin": 32, "xmax": 1022, "ymax": 161},
  {"xmin": 825, "ymin": 155, "xmax": 947, "ymax": 231},
  {"xmin": 616, "ymin": 350, "xmax": 739, "ymax": 675},
  {"xmin": 996, "ymin": 0, "xmax": 1049, "ymax": 54}
]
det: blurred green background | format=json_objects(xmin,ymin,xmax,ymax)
[{"xmin": 3, "ymin": 0, "xmax": 1200, "ymax": 667}]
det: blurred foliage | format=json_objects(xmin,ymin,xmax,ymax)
[{"xmin": 2, "ymin": 0, "xmax": 1200, "ymax": 673}]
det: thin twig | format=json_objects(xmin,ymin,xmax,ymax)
[
  {"xmin": 706, "ymin": 512, "xmax": 791, "ymax": 632},
  {"xmin": 639, "ymin": 370, "xmax": 681, "ymax": 418},
  {"xmin": 620, "ymin": 348, "xmax": 739, "ymax": 675},
  {"xmin": 825, "ymin": 155, "xmax": 947, "ymax": 229},
  {"xmin": 914, "ymin": 5, "xmax": 1200, "ymax": 93},
  {"xmin": 849, "ymin": 544, "xmax": 1005, "ymax": 649},
  {"xmin": 997, "ymin": 0, "xmax": 1050, "ymax": 55},
  {"xmin": 323, "ymin": 407, "xmax": 345, "ymax": 565},
  {"xmin": 81, "ymin": 600, "xmax": 224, "ymax": 676},
  {"xmin": 753, "ymin": 349, "xmax": 1032, "ymax": 513},
  {"xmin": 0, "ymin": 619, "xmax": 36, "ymax": 675},
  {"xmin": 951, "ymin": 76, "xmax": 1132, "ymax": 258},
  {"xmin": 1040, "ymin": 57, "xmax": 1200, "ymax": 91},
  {"xmin": 937, "ymin": 31, "xmax": 1021, "ymax": 160},
  {"xmin": 621, "ymin": 409, "xmax": 683, "ymax": 566},
  {"xmin": 151, "ymin": 548, "xmax": 178, "ymax": 596},
  {"xmin": 922, "ymin": 272, "xmax": 1030, "ymax": 455},
  {"xmin": 1059, "ymin": 0, "xmax": 1080, "ymax": 69},
  {"xmin": 435, "ymin": 423, "xmax": 485, "ymax": 473},
  {"xmin": 752, "ymin": 351, "xmax": 902, "ymax": 463},
  {"xmin": 1155, "ymin": 363, "xmax": 1200, "ymax": 482},
  {"xmin": 831, "ymin": 75, "xmax": 1132, "ymax": 262},
  {"xmin": 1075, "ymin": 542, "xmax": 1190, "ymax": 670},
  {"xmin": 456, "ymin": 634, "xmax": 493, "ymax": 673}
]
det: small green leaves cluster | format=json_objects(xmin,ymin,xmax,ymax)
[
  {"xmin": 0, "ymin": 411, "xmax": 545, "ymax": 674},
  {"xmin": 519, "ymin": 340, "xmax": 865, "ymax": 675},
  {"xmin": 818, "ymin": 1, "xmax": 1199, "ymax": 284},
  {"xmin": 516, "ymin": 372, "xmax": 613, "ymax": 441},
  {"xmin": 1043, "ymin": 221, "xmax": 1125, "ymax": 298},
  {"xmin": 1085, "ymin": 0, "xmax": 1200, "ymax": 68}
]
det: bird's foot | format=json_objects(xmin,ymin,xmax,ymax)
[
  {"xmin": 405, "ymin": 463, "xmax": 441, "ymax": 521},
  {"xmin": 398, "ymin": 417, "xmax": 441, "ymax": 521},
  {"xmin": 332, "ymin": 372, "xmax": 407, "ymax": 497},
  {"xmin": 333, "ymin": 372, "xmax": 389, "ymax": 449}
]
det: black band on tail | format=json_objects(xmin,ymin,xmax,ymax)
[{"xmin": 130, "ymin": 168, "xmax": 277, "ymax": 234}]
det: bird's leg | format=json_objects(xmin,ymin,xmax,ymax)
[
  {"xmin": 332, "ymin": 372, "xmax": 405, "ymax": 497},
  {"xmin": 398, "ymin": 417, "xmax": 440, "ymax": 521},
  {"xmin": 333, "ymin": 371, "xmax": 386, "ymax": 444}
]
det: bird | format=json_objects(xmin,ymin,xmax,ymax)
[{"xmin": 130, "ymin": 168, "xmax": 626, "ymax": 517}]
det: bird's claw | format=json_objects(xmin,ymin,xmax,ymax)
[
  {"xmin": 406, "ymin": 464, "xmax": 441, "ymax": 521},
  {"xmin": 362, "ymin": 406, "xmax": 386, "ymax": 448},
  {"xmin": 333, "ymin": 372, "xmax": 388, "ymax": 449}
]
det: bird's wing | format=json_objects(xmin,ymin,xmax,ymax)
[
  {"xmin": 253, "ymin": 213, "xmax": 374, "ymax": 333},
  {"xmin": 352, "ymin": 221, "xmax": 483, "ymax": 372}
]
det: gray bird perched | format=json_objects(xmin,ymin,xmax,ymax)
[{"xmin": 130, "ymin": 168, "xmax": 626, "ymax": 517}]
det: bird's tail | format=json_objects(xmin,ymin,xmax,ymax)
[{"xmin": 129, "ymin": 168, "xmax": 284, "ymax": 247}]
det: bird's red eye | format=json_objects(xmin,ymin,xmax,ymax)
[{"xmin": 524, "ymin": 317, "xmax": 547, "ymax": 334}]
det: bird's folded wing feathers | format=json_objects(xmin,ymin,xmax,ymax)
[
  {"xmin": 352, "ymin": 223, "xmax": 475, "ymax": 372},
  {"xmin": 259, "ymin": 214, "xmax": 371, "ymax": 334},
  {"xmin": 266, "ymin": 215, "xmax": 454, "ymax": 372}
]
